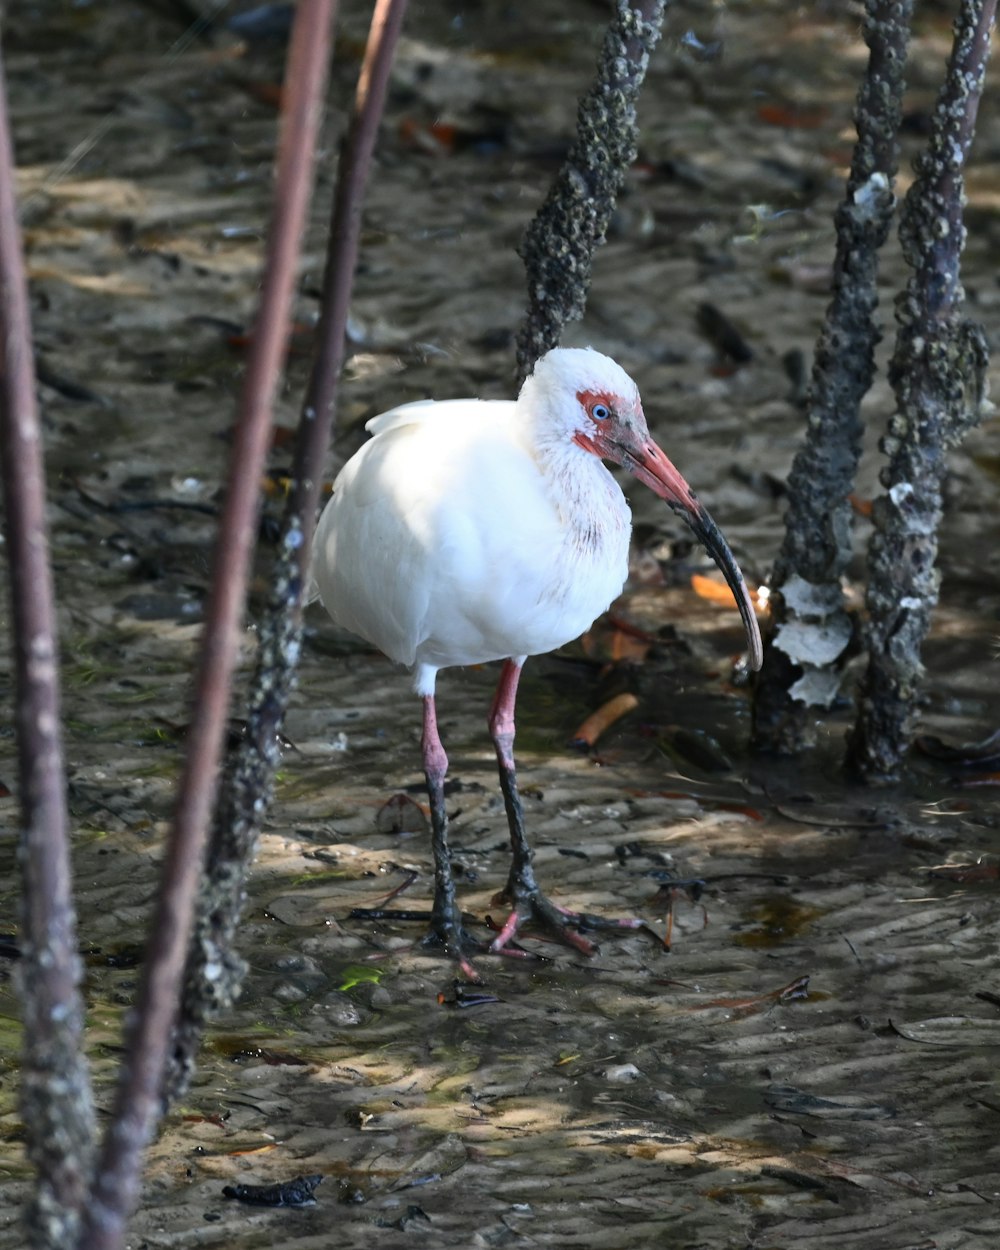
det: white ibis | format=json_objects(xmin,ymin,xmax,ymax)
[{"xmin": 312, "ymin": 347, "xmax": 761, "ymax": 974}]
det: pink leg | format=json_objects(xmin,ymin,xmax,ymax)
[
  {"xmin": 486, "ymin": 660, "xmax": 600, "ymax": 956},
  {"xmin": 487, "ymin": 658, "xmax": 521, "ymax": 771},
  {"xmin": 487, "ymin": 660, "xmax": 650, "ymax": 957},
  {"xmin": 421, "ymin": 693, "xmax": 448, "ymax": 780},
  {"xmin": 421, "ymin": 694, "xmax": 480, "ymax": 981}
]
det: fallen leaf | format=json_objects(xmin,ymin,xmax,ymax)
[
  {"xmin": 915, "ymin": 727, "xmax": 1000, "ymax": 766},
  {"xmin": 756, "ymin": 102, "xmax": 830, "ymax": 129},
  {"xmin": 376, "ymin": 792, "xmax": 429, "ymax": 835},
  {"xmin": 691, "ymin": 573, "xmax": 742, "ymax": 608},
  {"xmin": 927, "ymin": 861, "xmax": 999, "ymax": 883},
  {"xmin": 571, "ymin": 692, "xmax": 639, "ymax": 747}
]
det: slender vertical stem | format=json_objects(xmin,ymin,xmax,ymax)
[
  {"xmin": 752, "ymin": 0, "xmax": 911, "ymax": 752},
  {"xmin": 75, "ymin": 5, "xmax": 336, "ymax": 1247},
  {"xmin": 0, "ymin": 41, "xmax": 94, "ymax": 1250},
  {"xmin": 163, "ymin": 0, "xmax": 409, "ymax": 1104},
  {"xmin": 849, "ymin": 0, "xmax": 995, "ymax": 780},
  {"xmin": 292, "ymin": 0, "xmax": 411, "ymax": 534},
  {"xmin": 516, "ymin": 0, "xmax": 667, "ymax": 381}
]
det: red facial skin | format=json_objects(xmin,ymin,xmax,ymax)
[
  {"xmin": 571, "ymin": 388, "xmax": 700, "ymax": 515},
  {"xmin": 570, "ymin": 387, "xmax": 763, "ymax": 671}
]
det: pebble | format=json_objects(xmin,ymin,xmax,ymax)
[{"xmin": 602, "ymin": 1063, "xmax": 643, "ymax": 1083}]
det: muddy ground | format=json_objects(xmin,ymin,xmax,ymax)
[{"xmin": 2, "ymin": 2, "xmax": 1000, "ymax": 1247}]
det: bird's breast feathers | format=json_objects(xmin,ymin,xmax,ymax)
[{"xmin": 314, "ymin": 397, "xmax": 632, "ymax": 671}]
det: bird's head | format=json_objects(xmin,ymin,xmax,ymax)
[{"xmin": 524, "ymin": 347, "xmax": 763, "ymax": 671}]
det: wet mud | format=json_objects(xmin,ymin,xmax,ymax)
[{"xmin": 1, "ymin": 2, "xmax": 1000, "ymax": 1248}]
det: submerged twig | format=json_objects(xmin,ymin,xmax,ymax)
[
  {"xmin": 752, "ymin": 0, "xmax": 911, "ymax": 753},
  {"xmin": 164, "ymin": 0, "xmax": 409, "ymax": 1102},
  {"xmin": 0, "ymin": 46, "xmax": 94, "ymax": 1250},
  {"xmin": 848, "ymin": 0, "xmax": 994, "ymax": 781},
  {"xmin": 76, "ymin": 6, "xmax": 336, "ymax": 1247},
  {"xmin": 516, "ymin": 0, "xmax": 667, "ymax": 382}
]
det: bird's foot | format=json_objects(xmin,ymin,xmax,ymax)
[
  {"xmin": 421, "ymin": 908, "xmax": 487, "ymax": 984},
  {"xmin": 349, "ymin": 903, "xmax": 485, "ymax": 982},
  {"xmin": 350, "ymin": 901, "xmax": 545, "ymax": 982},
  {"xmin": 487, "ymin": 885, "xmax": 646, "ymax": 957}
]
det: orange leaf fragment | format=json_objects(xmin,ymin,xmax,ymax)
[
  {"xmin": 606, "ymin": 613, "xmax": 658, "ymax": 643},
  {"xmin": 233, "ymin": 78, "xmax": 284, "ymax": 111},
  {"xmin": 957, "ymin": 772, "xmax": 1000, "ymax": 789},
  {"xmin": 227, "ymin": 321, "xmax": 315, "ymax": 357},
  {"xmin": 260, "ymin": 470, "xmax": 291, "ymax": 500},
  {"xmin": 571, "ymin": 692, "xmax": 639, "ymax": 748},
  {"xmin": 182, "ymin": 1112, "xmax": 227, "ymax": 1128},
  {"xmin": 756, "ymin": 103, "xmax": 830, "ymax": 129},
  {"xmin": 270, "ymin": 425, "xmax": 298, "ymax": 452},
  {"xmin": 398, "ymin": 117, "xmax": 458, "ymax": 155},
  {"xmin": 580, "ymin": 620, "xmax": 652, "ymax": 664},
  {"xmin": 609, "ymin": 631, "xmax": 649, "ymax": 662},
  {"xmin": 691, "ymin": 572, "xmax": 741, "ymax": 608}
]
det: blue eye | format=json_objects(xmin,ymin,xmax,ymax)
[{"xmin": 591, "ymin": 403, "xmax": 611, "ymax": 421}]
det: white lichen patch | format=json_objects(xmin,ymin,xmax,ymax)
[{"xmin": 774, "ymin": 614, "xmax": 852, "ymax": 666}]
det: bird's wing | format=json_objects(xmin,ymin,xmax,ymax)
[
  {"xmin": 365, "ymin": 397, "xmax": 502, "ymax": 437},
  {"xmin": 313, "ymin": 398, "xmax": 560, "ymax": 672},
  {"xmin": 311, "ymin": 433, "xmax": 427, "ymax": 667},
  {"xmin": 313, "ymin": 404, "xmax": 516, "ymax": 666}
]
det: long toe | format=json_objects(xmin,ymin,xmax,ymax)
[
  {"xmin": 422, "ymin": 904, "xmax": 487, "ymax": 983},
  {"xmin": 488, "ymin": 879, "xmax": 655, "ymax": 956},
  {"xmin": 488, "ymin": 888, "xmax": 600, "ymax": 956},
  {"xmin": 349, "ymin": 900, "xmax": 486, "ymax": 982}
]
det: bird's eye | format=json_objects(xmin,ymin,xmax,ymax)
[{"xmin": 591, "ymin": 403, "xmax": 611, "ymax": 421}]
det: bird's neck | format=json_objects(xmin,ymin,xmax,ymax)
[
  {"xmin": 534, "ymin": 433, "xmax": 630, "ymax": 549},
  {"xmin": 515, "ymin": 376, "xmax": 631, "ymax": 544}
]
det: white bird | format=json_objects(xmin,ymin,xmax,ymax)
[{"xmin": 312, "ymin": 347, "xmax": 761, "ymax": 976}]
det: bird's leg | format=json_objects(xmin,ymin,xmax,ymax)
[
  {"xmin": 487, "ymin": 660, "xmax": 599, "ymax": 957},
  {"xmin": 421, "ymin": 694, "xmax": 481, "ymax": 980}
]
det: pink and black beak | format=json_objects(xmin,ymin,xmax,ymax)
[{"xmin": 577, "ymin": 421, "xmax": 763, "ymax": 671}]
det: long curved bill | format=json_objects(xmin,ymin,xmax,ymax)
[{"xmin": 626, "ymin": 440, "xmax": 763, "ymax": 672}]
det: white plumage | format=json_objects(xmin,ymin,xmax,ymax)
[
  {"xmin": 313, "ymin": 349, "xmax": 638, "ymax": 693},
  {"xmin": 311, "ymin": 347, "xmax": 760, "ymax": 974}
]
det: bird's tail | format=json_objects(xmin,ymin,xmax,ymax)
[{"xmin": 302, "ymin": 570, "xmax": 320, "ymax": 607}]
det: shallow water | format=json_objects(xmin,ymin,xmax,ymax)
[{"xmin": 2, "ymin": 2, "xmax": 1000, "ymax": 1247}]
